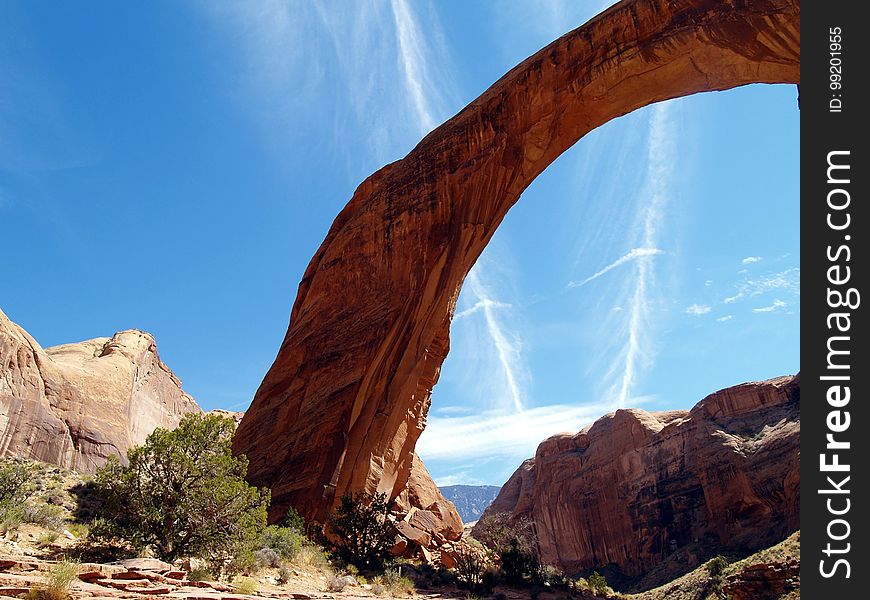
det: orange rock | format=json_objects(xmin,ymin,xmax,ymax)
[
  {"xmin": 474, "ymin": 375, "xmax": 800, "ymax": 578},
  {"xmin": 232, "ymin": 0, "xmax": 800, "ymax": 529}
]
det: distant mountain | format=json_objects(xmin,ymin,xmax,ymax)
[{"xmin": 438, "ymin": 485, "xmax": 501, "ymax": 522}]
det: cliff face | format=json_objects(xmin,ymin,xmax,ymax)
[
  {"xmin": 474, "ymin": 375, "xmax": 800, "ymax": 579},
  {"xmin": 0, "ymin": 309, "xmax": 201, "ymax": 473},
  {"xmin": 232, "ymin": 0, "xmax": 800, "ymax": 526}
]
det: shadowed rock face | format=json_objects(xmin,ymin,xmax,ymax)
[
  {"xmin": 233, "ymin": 0, "xmax": 800, "ymax": 525},
  {"xmin": 474, "ymin": 375, "xmax": 800, "ymax": 579},
  {"xmin": 0, "ymin": 309, "xmax": 201, "ymax": 473}
]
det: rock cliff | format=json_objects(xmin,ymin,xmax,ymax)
[
  {"xmin": 0, "ymin": 308, "xmax": 201, "ymax": 473},
  {"xmin": 474, "ymin": 375, "xmax": 800, "ymax": 579},
  {"xmin": 233, "ymin": 0, "xmax": 800, "ymax": 527}
]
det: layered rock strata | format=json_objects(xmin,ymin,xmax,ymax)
[{"xmin": 474, "ymin": 375, "xmax": 800, "ymax": 578}]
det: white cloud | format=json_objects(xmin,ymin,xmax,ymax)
[
  {"xmin": 611, "ymin": 102, "xmax": 676, "ymax": 408},
  {"xmin": 742, "ymin": 256, "xmax": 762, "ymax": 264},
  {"xmin": 716, "ymin": 315, "xmax": 733, "ymax": 322},
  {"xmin": 721, "ymin": 267, "xmax": 800, "ymax": 305},
  {"xmin": 686, "ymin": 304, "xmax": 712, "ymax": 316},
  {"xmin": 434, "ymin": 471, "xmax": 485, "ymax": 487},
  {"xmin": 418, "ymin": 402, "xmax": 612, "ymax": 462},
  {"xmin": 454, "ymin": 298, "xmax": 511, "ymax": 320},
  {"xmin": 464, "ymin": 268, "xmax": 526, "ymax": 413},
  {"xmin": 753, "ymin": 299, "xmax": 787, "ymax": 313},
  {"xmin": 389, "ymin": 0, "xmax": 438, "ymax": 135},
  {"xmin": 567, "ymin": 247, "xmax": 663, "ymax": 288}
]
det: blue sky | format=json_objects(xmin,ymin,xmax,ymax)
[{"xmin": 0, "ymin": 1, "xmax": 799, "ymax": 488}]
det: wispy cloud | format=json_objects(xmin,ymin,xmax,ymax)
[
  {"xmin": 464, "ymin": 268, "xmax": 526, "ymax": 413},
  {"xmin": 389, "ymin": 0, "xmax": 437, "ymax": 135},
  {"xmin": 753, "ymin": 299, "xmax": 787, "ymax": 313},
  {"xmin": 610, "ymin": 102, "xmax": 677, "ymax": 408},
  {"xmin": 418, "ymin": 402, "xmax": 612, "ymax": 462},
  {"xmin": 454, "ymin": 298, "xmax": 511, "ymax": 320},
  {"xmin": 722, "ymin": 267, "xmax": 800, "ymax": 304},
  {"xmin": 717, "ymin": 315, "xmax": 734, "ymax": 322},
  {"xmin": 199, "ymin": 0, "xmax": 457, "ymax": 173},
  {"xmin": 742, "ymin": 256, "xmax": 762, "ymax": 264},
  {"xmin": 686, "ymin": 304, "xmax": 712, "ymax": 316},
  {"xmin": 433, "ymin": 471, "xmax": 486, "ymax": 487},
  {"xmin": 568, "ymin": 247, "xmax": 663, "ymax": 288}
]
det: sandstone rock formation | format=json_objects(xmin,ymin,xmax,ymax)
[
  {"xmin": 0, "ymin": 308, "xmax": 200, "ymax": 473},
  {"xmin": 393, "ymin": 453, "xmax": 463, "ymax": 545},
  {"xmin": 474, "ymin": 375, "xmax": 800, "ymax": 579},
  {"xmin": 233, "ymin": 0, "xmax": 800, "ymax": 527}
]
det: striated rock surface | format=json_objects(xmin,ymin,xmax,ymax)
[
  {"xmin": 233, "ymin": 0, "xmax": 800, "ymax": 526},
  {"xmin": 474, "ymin": 375, "xmax": 800, "ymax": 579},
  {"xmin": 0, "ymin": 308, "xmax": 201, "ymax": 473}
]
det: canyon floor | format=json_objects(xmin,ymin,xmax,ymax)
[{"xmin": 0, "ymin": 459, "xmax": 798, "ymax": 600}]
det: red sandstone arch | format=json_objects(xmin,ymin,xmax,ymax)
[{"xmin": 233, "ymin": 0, "xmax": 800, "ymax": 524}]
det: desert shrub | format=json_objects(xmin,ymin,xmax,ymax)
[
  {"xmin": 260, "ymin": 523, "xmax": 303, "ymax": 561},
  {"xmin": 474, "ymin": 512, "xmax": 536, "ymax": 554},
  {"xmin": 0, "ymin": 459, "xmax": 41, "ymax": 531},
  {"xmin": 0, "ymin": 459, "xmax": 39, "ymax": 503},
  {"xmin": 281, "ymin": 506, "xmax": 306, "ymax": 532},
  {"xmin": 28, "ymin": 559, "xmax": 79, "ymax": 600},
  {"xmin": 23, "ymin": 503, "xmax": 66, "ymax": 530},
  {"xmin": 295, "ymin": 543, "xmax": 332, "ymax": 570},
  {"xmin": 383, "ymin": 567, "xmax": 416, "ymax": 595},
  {"xmin": 328, "ymin": 491, "xmax": 394, "ymax": 569},
  {"xmin": 254, "ymin": 548, "xmax": 281, "ymax": 568},
  {"xmin": 707, "ymin": 555, "xmax": 729, "ymax": 595},
  {"xmin": 454, "ymin": 543, "xmax": 488, "ymax": 587},
  {"xmin": 500, "ymin": 539, "xmax": 543, "ymax": 584},
  {"xmin": 233, "ymin": 576, "xmax": 258, "ymax": 595},
  {"xmin": 586, "ymin": 571, "xmax": 609, "ymax": 595},
  {"xmin": 92, "ymin": 413, "xmax": 269, "ymax": 570},
  {"xmin": 326, "ymin": 573, "xmax": 352, "ymax": 592}
]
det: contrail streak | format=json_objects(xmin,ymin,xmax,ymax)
[
  {"xmin": 569, "ymin": 247, "xmax": 663, "ymax": 287},
  {"xmin": 467, "ymin": 270, "xmax": 525, "ymax": 413},
  {"xmin": 616, "ymin": 102, "xmax": 674, "ymax": 408}
]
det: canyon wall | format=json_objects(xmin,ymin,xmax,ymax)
[
  {"xmin": 475, "ymin": 375, "xmax": 800, "ymax": 579},
  {"xmin": 0, "ymin": 308, "xmax": 201, "ymax": 473}
]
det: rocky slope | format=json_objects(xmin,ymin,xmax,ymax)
[
  {"xmin": 0, "ymin": 308, "xmax": 201, "ymax": 473},
  {"xmin": 233, "ymin": 0, "xmax": 800, "ymax": 531},
  {"xmin": 474, "ymin": 375, "xmax": 800, "ymax": 582},
  {"xmin": 439, "ymin": 485, "xmax": 501, "ymax": 523}
]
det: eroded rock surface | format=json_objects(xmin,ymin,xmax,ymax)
[
  {"xmin": 474, "ymin": 375, "xmax": 800, "ymax": 579},
  {"xmin": 233, "ymin": 0, "xmax": 800, "ymax": 525},
  {"xmin": 0, "ymin": 308, "xmax": 200, "ymax": 473}
]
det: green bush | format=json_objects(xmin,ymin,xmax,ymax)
[
  {"xmin": 328, "ymin": 491, "xmax": 394, "ymax": 569},
  {"xmin": 92, "ymin": 413, "xmax": 269, "ymax": 570},
  {"xmin": 587, "ymin": 571, "xmax": 609, "ymax": 595},
  {"xmin": 500, "ymin": 539, "xmax": 542, "ymax": 584},
  {"xmin": 261, "ymin": 524, "xmax": 304, "ymax": 561},
  {"xmin": 0, "ymin": 459, "xmax": 39, "ymax": 504},
  {"xmin": 28, "ymin": 559, "xmax": 79, "ymax": 600}
]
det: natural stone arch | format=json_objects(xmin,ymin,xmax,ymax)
[{"xmin": 233, "ymin": 0, "xmax": 800, "ymax": 523}]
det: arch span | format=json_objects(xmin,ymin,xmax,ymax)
[{"xmin": 233, "ymin": 0, "xmax": 799, "ymax": 523}]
